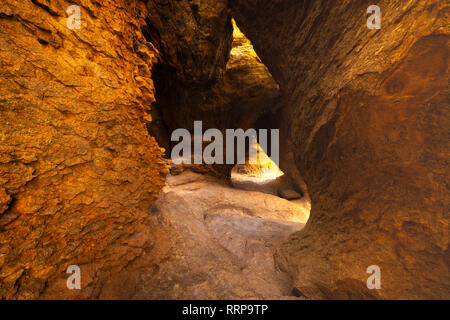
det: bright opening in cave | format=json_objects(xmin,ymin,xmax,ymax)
[
  {"xmin": 232, "ymin": 142, "xmax": 284, "ymax": 184},
  {"xmin": 148, "ymin": 18, "xmax": 311, "ymax": 225},
  {"xmin": 230, "ymin": 140, "xmax": 311, "ymax": 223}
]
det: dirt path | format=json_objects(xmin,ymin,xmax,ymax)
[{"xmin": 133, "ymin": 171, "xmax": 309, "ymax": 299}]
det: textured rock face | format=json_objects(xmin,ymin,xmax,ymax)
[
  {"xmin": 0, "ymin": 0, "xmax": 169, "ymax": 298},
  {"xmin": 148, "ymin": 15, "xmax": 280, "ymax": 143},
  {"xmin": 145, "ymin": 0, "xmax": 233, "ymax": 84},
  {"xmin": 231, "ymin": 0, "xmax": 449, "ymax": 299},
  {"xmin": 214, "ymin": 20, "xmax": 281, "ymax": 130}
]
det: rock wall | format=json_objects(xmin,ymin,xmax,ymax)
[
  {"xmin": 145, "ymin": 0, "xmax": 233, "ymax": 84},
  {"xmin": 0, "ymin": 0, "xmax": 170, "ymax": 298},
  {"xmin": 231, "ymin": 0, "xmax": 449, "ymax": 299}
]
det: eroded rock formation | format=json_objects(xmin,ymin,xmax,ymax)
[
  {"xmin": 148, "ymin": 15, "xmax": 280, "ymax": 146},
  {"xmin": 0, "ymin": 0, "xmax": 448, "ymax": 300},
  {"xmin": 231, "ymin": 0, "xmax": 449, "ymax": 299},
  {"xmin": 145, "ymin": 0, "xmax": 232, "ymax": 84},
  {"xmin": 0, "ymin": 0, "xmax": 170, "ymax": 299}
]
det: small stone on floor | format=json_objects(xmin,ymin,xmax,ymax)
[{"xmin": 279, "ymin": 189, "xmax": 302, "ymax": 200}]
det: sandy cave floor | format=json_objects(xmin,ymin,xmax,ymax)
[{"xmin": 132, "ymin": 170, "xmax": 310, "ymax": 299}]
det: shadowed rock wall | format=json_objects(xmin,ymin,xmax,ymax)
[
  {"xmin": 230, "ymin": 0, "xmax": 449, "ymax": 299},
  {"xmin": 145, "ymin": 0, "xmax": 233, "ymax": 84}
]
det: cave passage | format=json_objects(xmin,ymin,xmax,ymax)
[
  {"xmin": 148, "ymin": 18, "xmax": 311, "ymax": 224},
  {"xmin": 1, "ymin": 0, "xmax": 446, "ymax": 301},
  {"xmin": 142, "ymin": 19, "xmax": 311, "ymax": 298}
]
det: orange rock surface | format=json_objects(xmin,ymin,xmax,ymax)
[{"xmin": 0, "ymin": 0, "xmax": 169, "ymax": 299}]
